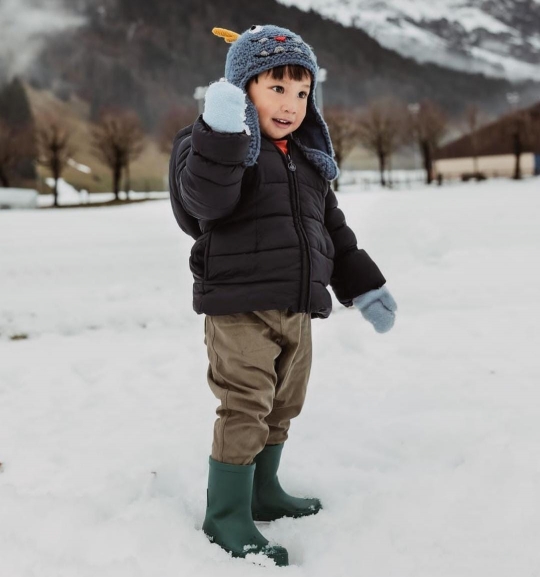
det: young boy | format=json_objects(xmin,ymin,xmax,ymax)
[{"xmin": 169, "ymin": 24, "xmax": 397, "ymax": 566}]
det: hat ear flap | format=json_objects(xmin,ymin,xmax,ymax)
[
  {"xmin": 212, "ymin": 27, "xmax": 240, "ymax": 43},
  {"xmin": 243, "ymin": 99, "xmax": 261, "ymax": 167},
  {"xmin": 296, "ymin": 97, "xmax": 331, "ymax": 156},
  {"xmin": 293, "ymin": 96, "xmax": 339, "ymax": 181}
]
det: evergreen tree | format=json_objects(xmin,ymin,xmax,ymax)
[{"xmin": 0, "ymin": 77, "xmax": 37, "ymax": 184}]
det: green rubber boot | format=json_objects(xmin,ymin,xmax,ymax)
[
  {"xmin": 202, "ymin": 457, "xmax": 288, "ymax": 566},
  {"xmin": 252, "ymin": 443, "xmax": 322, "ymax": 522}
]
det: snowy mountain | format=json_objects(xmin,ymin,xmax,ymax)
[{"xmin": 276, "ymin": 0, "xmax": 540, "ymax": 81}]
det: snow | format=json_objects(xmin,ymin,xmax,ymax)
[
  {"xmin": 0, "ymin": 188, "xmax": 38, "ymax": 208},
  {"xmin": 37, "ymin": 179, "xmax": 169, "ymax": 207},
  {"xmin": 1, "ymin": 176, "xmax": 540, "ymax": 575},
  {"xmin": 44, "ymin": 177, "xmax": 82, "ymax": 204},
  {"xmin": 67, "ymin": 158, "xmax": 92, "ymax": 174}
]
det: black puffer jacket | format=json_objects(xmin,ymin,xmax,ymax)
[{"xmin": 169, "ymin": 117, "xmax": 386, "ymax": 319}]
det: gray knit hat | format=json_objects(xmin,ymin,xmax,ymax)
[{"xmin": 213, "ymin": 25, "xmax": 338, "ymax": 180}]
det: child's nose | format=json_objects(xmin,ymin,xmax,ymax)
[{"xmin": 281, "ymin": 99, "xmax": 296, "ymax": 113}]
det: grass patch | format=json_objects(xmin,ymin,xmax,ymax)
[{"xmin": 10, "ymin": 333, "xmax": 29, "ymax": 341}]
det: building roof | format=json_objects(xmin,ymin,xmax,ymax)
[{"xmin": 436, "ymin": 101, "xmax": 540, "ymax": 160}]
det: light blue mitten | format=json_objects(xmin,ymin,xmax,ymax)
[
  {"xmin": 202, "ymin": 78, "xmax": 249, "ymax": 134},
  {"xmin": 353, "ymin": 286, "xmax": 397, "ymax": 333}
]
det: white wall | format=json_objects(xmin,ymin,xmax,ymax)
[{"xmin": 435, "ymin": 153, "xmax": 535, "ymax": 178}]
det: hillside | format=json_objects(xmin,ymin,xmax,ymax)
[{"xmin": 25, "ymin": 84, "xmax": 169, "ymax": 194}]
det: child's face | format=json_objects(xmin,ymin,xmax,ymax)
[{"xmin": 247, "ymin": 70, "xmax": 311, "ymax": 140}]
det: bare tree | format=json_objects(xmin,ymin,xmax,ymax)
[
  {"xmin": 36, "ymin": 115, "xmax": 74, "ymax": 206},
  {"xmin": 506, "ymin": 108, "xmax": 535, "ymax": 180},
  {"xmin": 357, "ymin": 98, "xmax": 406, "ymax": 187},
  {"xmin": 92, "ymin": 110, "xmax": 145, "ymax": 200},
  {"xmin": 512, "ymin": 111, "xmax": 525, "ymax": 180},
  {"xmin": 0, "ymin": 120, "xmax": 33, "ymax": 188},
  {"xmin": 409, "ymin": 100, "xmax": 447, "ymax": 184},
  {"xmin": 465, "ymin": 104, "xmax": 482, "ymax": 174},
  {"xmin": 158, "ymin": 105, "xmax": 198, "ymax": 155},
  {"xmin": 324, "ymin": 107, "xmax": 361, "ymax": 191}
]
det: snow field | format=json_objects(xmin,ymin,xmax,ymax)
[{"xmin": 1, "ymin": 177, "xmax": 539, "ymax": 575}]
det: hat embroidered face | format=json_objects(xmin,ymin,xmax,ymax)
[{"xmin": 247, "ymin": 25, "xmax": 310, "ymax": 60}]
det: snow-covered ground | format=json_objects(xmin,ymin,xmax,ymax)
[
  {"xmin": 1, "ymin": 177, "xmax": 539, "ymax": 576},
  {"xmin": 38, "ymin": 178, "xmax": 169, "ymax": 207}
]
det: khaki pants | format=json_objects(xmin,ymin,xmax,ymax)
[{"xmin": 204, "ymin": 309, "xmax": 312, "ymax": 465}]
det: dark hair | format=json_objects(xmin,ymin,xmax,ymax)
[{"xmin": 248, "ymin": 64, "xmax": 312, "ymax": 87}]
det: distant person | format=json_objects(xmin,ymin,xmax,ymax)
[{"xmin": 168, "ymin": 24, "xmax": 397, "ymax": 566}]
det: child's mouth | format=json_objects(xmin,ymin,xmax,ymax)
[{"xmin": 272, "ymin": 118, "xmax": 292, "ymax": 128}]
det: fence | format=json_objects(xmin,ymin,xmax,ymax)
[{"xmin": 340, "ymin": 167, "xmax": 537, "ymax": 191}]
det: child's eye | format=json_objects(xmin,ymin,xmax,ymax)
[
  {"xmin": 272, "ymin": 86, "xmax": 284, "ymax": 94},
  {"xmin": 299, "ymin": 91, "xmax": 308, "ymax": 99}
]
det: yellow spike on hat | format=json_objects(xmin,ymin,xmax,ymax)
[{"xmin": 212, "ymin": 27, "xmax": 240, "ymax": 43}]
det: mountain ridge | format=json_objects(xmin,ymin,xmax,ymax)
[{"xmin": 276, "ymin": 0, "xmax": 540, "ymax": 81}]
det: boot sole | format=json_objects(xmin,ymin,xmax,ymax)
[{"xmin": 252, "ymin": 507, "xmax": 321, "ymax": 522}]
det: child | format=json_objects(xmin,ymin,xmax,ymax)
[{"xmin": 169, "ymin": 24, "xmax": 397, "ymax": 567}]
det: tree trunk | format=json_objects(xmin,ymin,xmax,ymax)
[
  {"xmin": 471, "ymin": 133, "xmax": 478, "ymax": 175},
  {"xmin": 113, "ymin": 163, "xmax": 121, "ymax": 200},
  {"xmin": 421, "ymin": 140, "xmax": 433, "ymax": 184},
  {"xmin": 53, "ymin": 178, "xmax": 59, "ymax": 206},
  {"xmin": 513, "ymin": 132, "xmax": 522, "ymax": 180},
  {"xmin": 53, "ymin": 164, "xmax": 60, "ymax": 207},
  {"xmin": 378, "ymin": 151, "xmax": 386, "ymax": 187},
  {"xmin": 0, "ymin": 166, "xmax": 9, "ymax": 187},
  {"xmin": 513, "ymin": 153, "xmax": 522, "ymax": 180},
  {"xmin": 334, "ymin": 152, "xmax": 341, "ymax": 192},
  {"xmin": 124, "ymin": 163, "xmax": 131, "ymax": 200}
]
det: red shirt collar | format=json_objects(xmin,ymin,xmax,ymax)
[{"xmin": 272, "ymin": 139, "xmax": 288, "ymax": 155}]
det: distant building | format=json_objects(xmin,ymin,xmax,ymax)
[{"xmin": 435, "ymin": 101, "xmax": 540, "ymax": 179}]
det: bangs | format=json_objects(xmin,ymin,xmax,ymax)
[
  {"xmin": 248, "ymin": 65, "xmax": 313, "ymax": 87},
  {"xmin": 267, "ymin": 65, "xmax": 312, "ymax": 83}
]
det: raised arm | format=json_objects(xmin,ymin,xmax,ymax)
[{"xmin": 171, "ymin": 80, "xmax": 250, "ymax": 221}]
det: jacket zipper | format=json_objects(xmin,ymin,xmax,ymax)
[{"xmin": 284, "ymin": 146, "xmax": 312, "ymax": 312}]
